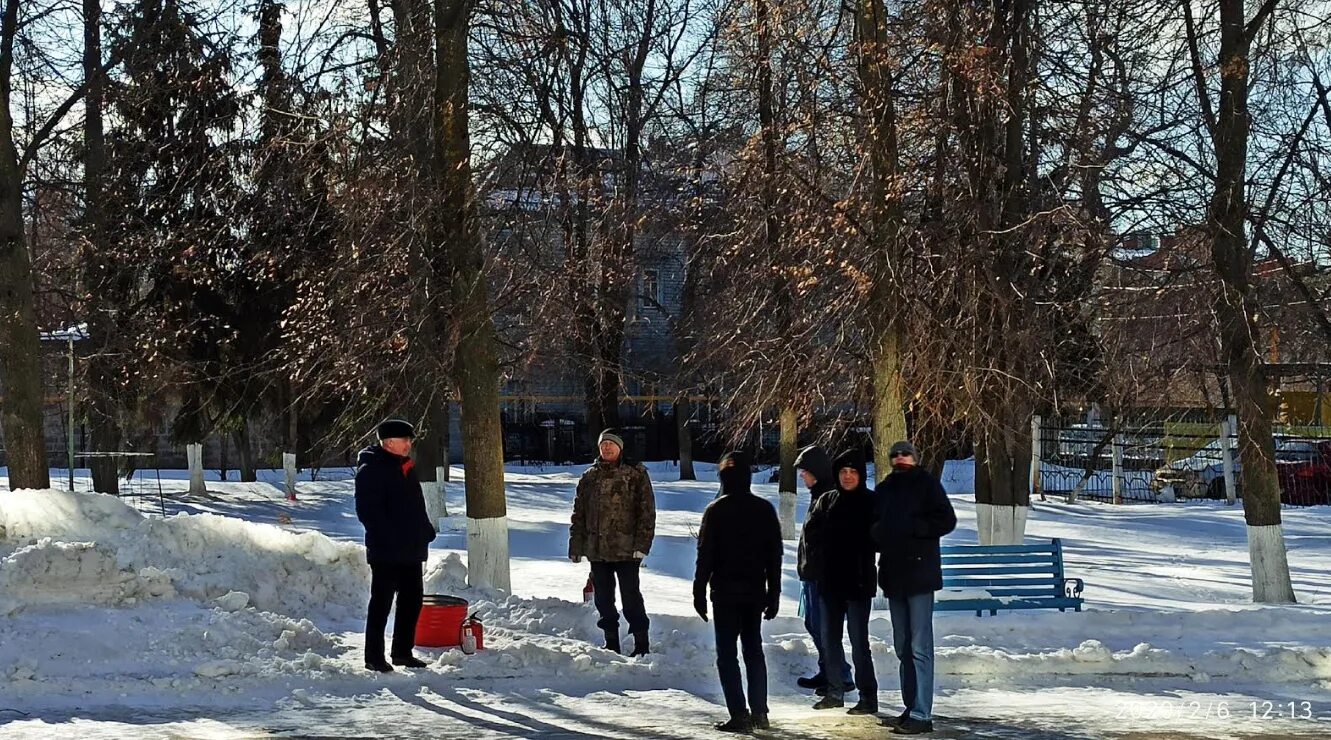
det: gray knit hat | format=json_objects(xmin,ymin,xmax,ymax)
[
  {"xmin": 598, "ymin": 429, "xmax": 625, "ymax": 451},
  {"xmin": 888, "ymin": 440, "xmax": 918, "ymax": 459}
]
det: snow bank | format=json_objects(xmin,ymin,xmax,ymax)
[{"xmin": 0, "ymin": 489, "xmax": 369, "ymax": 619}]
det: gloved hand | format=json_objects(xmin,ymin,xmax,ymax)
[
  {"xmin": 763, "ymin": 597, "xmax": 779, "ymax": 621},
  {"xmin": 632, "ymin": 551, "xmax": 647, "ymax": 560},
  {"xmin": 570, "ymin": 555, "xmax": 582, "ymax": 563},
  {"xmin": 694, "ymin": 596, "xmax": 709, "ymax": 622}
]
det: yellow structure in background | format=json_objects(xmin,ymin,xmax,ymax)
[
  {"xmin": 1163, "ymin": 423, "xmax": 1223, "ymax": 464},
  {"xmin": 1275, "ymin": 391, "xmax": 1331, "ymax": 426},
  {"xmin": 1162, "ymin": 394, "xmax": 1330, "ymax": 464}
]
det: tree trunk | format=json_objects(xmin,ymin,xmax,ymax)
[
  {"xmin": 777, "ymin": 404, "xmax": 798, "ymax": 539},
  {"xmin": 83, "ymin": 0, "xmax": 118, "ymax": 496},
  {"xmin": 1208, "ymin": 0, "xmax": 1294, "ymax": 603},
  {"xmin": 0, "ymin": 0, "xmax": 50, "ymax": 491},
  {"xmin": 436, "ymin": 0, "xmax": 509, "ymax": 591},
  {"xmin": 234, "ymin": 424, "xmax": 256, "ymax": 483},
  {"xmin": 975, "ymin": 424, "xmax": 1031, "ymax": 545},
  {"xmin": 675, "ymin": 394, "xmax": 695, "ymax": 480},
  {"xmin": 854, "ymin": 0, "xmax": 908, "ymax": 486},
  {"xmin": 871, "ymin": 328, "xmax": 907, "ymax": 485}
]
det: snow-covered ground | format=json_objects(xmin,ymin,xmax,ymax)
[{"xmin": 2, "ymin": 460, "xmax": 1330, "ymax": 738}]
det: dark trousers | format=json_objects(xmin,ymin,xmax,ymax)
[
  {"xmin": 713, "ymin": 601, "xmax": 768, "ymax": 719},
  {"xmin": 590, "ymin": 560, "xmax": 650, "ymax": 635},
  {"xmin": 800, "ymin": 580, "xmax": 852, "ymax": 683},
  {"xmin": 366, "ymin": 562, "xmax": 424, "ymax": 660},
  {"xmin": 819, "ymin": 594, "xmax": 877, "ymax": 702}
]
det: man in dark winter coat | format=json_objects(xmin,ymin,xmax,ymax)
[
  {"xmin": 871, "ymin": 440, "xmax": 958, "ymax": 735},
  {"xmin": 693, "ymin": 451, "xmax": 783, "ymax": 734},
  {"xmin": 804, "ymin": 450, "xmax": 878, "ymax": 714},
  {"xmin": 794, "ymin": 445, "xmax": 853, "ymax": 694},
  {"xmin": 354, "ymin": 419, "xmax": 438, "ymax": 672},
  {"xmin": 569, "ymin": 429, "xmax": 657, "ymax": 656}
]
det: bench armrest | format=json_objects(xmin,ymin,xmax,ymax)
[{"xmin": 1063, "ymin": 578, "xmax": 1085, "ymax": 599}]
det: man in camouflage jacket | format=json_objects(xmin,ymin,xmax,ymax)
[{"xmin": 569, "ymin": 429, "xmax": 657, "ymax": 656}]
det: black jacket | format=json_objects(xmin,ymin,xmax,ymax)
[
  {"xmin": 795, "ymin": 445, "xmax": 836, "ymax": 581},
  {"xmin": 694, "ymin": 455, "xmax": 783, "ymax": 608},
  {"xmin": 354, "ymin": 445, "xmax": 438, "ymax": 565},
  {"xmin": 871, "ymin": 465, "xmax": 958, "ymax": 597},
  {"xmin": 803, "ymin": 451, "xmax": 878, "ymax": 601}
]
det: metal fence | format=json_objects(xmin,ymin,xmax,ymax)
[{"xmin": 1034, "ymin": 415, "xmax": 1331, "ymax": 507}]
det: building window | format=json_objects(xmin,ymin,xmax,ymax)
[{"xmin": 640, "ymin": 269, "xmax": 660, "ymax": 312}]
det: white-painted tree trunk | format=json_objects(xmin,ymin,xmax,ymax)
[
  {"xmin": 436, "ymin": 466, "xmax": 448, "ymax": 517},
  {"xmin": 187, "ymin": 443, "xmax": 206, "ymax": 495},
  {"xmin": 976, "ymin": 503, "xmax": 1028, "ymax": 545},
  {"xmin": 282, "ymin": 452, "xmax": 297, "ymax": 501},
  {"xmin": 467, "ymin": 515, "xmax": 511, "ymax": 592},
  {"xmin": 1247, "ymin": 524, "xmax": 1296, "ymax": 603},
  {"xmin": 1029, "ymin": 415, "xmax": 1043, "ymax": 501},
  {"xmin": 778, "ymin": 491, "xmax": 797, "ymax": 540},
  {"xmin": 423, "ymin": 472, "xmax": 448, "ymax": 530},
  {"xmin": 1222, "ymin": 415, "xmax": 1238, "ymax": 505}
]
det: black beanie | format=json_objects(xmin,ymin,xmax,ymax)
[
  {"xmin": 377, "ymin": 419, "xmax": 416, "ymax": 440},
  {"xmin": 717, "ymin": 451, "xmax": 752, "ymax": 495}
]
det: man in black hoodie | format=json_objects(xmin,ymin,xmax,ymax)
[
  {"xmin": 805, "ymin": 450, "xmax": 879, "ymax": 714},
  {"xmin": 794, "ymin": 445, "xmax": 853, "ymax": 694},
  {"xmin": 354, "ymin": 419, "xmax": 438, "ymax": 672},
  {"xmin": 871, "ymin": 440, "xmax": 957, "ymax": 735},
  {"xmin": 693, "ymin": 452, "xmax": 783, "ymax": 734}
]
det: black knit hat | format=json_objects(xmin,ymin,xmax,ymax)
[{"xmin": 377, "ymin": 419, "xmax": 416, "ymax": 440}]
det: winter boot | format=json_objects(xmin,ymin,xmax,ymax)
[
  {"xmin": 812, "ymin": 696, "xmax": 844, "ymax": 710},
  {"xmin": 815, "ymin": 681, "xmax": 856, "ymax": 697},
  {"xmin": 714, "ymin": 715, "xmax": 752, "ymax": 733},
  {"xmin": 883, "ymin": 710, "xmax": 911, "ymax": 728},
  {"xmin": 796, "ymin": 672, "xmax": 827, "ymax": 690},
  {"xmin": 603, "ymin": 629, "xmax": 621, "ymax": 654},
  {"xmin": 629, "ymin": 631, "xmax": 650, "ymax": 657},
  {"xmin": 751, "ymin": 713, "xmax": 770, "ymax": 730},
  {"xmin": 847, "ymin": 699, "xmax": 878, "ymax": 715},
  {"xmin": 883, "ymin": 710, "xmax": 910, "ymax": 727},
  {"xmin": 391, "ymin": 654, "xmax": 429, "ymax": 668},
  {"xmin": 892, "ymin": 718, "xmax": 934, "ymax": 735},
  {"xmin": 364, "ymin": 657, "xmax": 394, "ymax": 673}
]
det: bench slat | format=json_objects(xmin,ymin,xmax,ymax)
[
  {"xmin": 936, "ymin": 597, "xmax": 1083, "ymax": 613},
  {"xmin": 943, "ymin": 577, "xmax": 1063, "ymax": 588},
  {"xmin": 940, "ymin": 564, "xmax": 1058, "ymax": 576},
  {"xmin": 941, "ymin": 553, "xmax": 1059, "ymax": 565},
  {"xmin": 941, "ymin": 543, "xmax": 1058, "ymax": 554},
  {"xmin": 968, "ymin": 587, "xmax": 1063, "ymax": 597}
]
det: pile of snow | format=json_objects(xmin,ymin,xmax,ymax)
[{"xmin": 0, "ymin": 489, "xmax": 369, "ymax": 619}]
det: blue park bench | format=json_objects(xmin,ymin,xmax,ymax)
[{"xmin": 872, "ymin": 538, "xmax": 1085, "ymax": 617}]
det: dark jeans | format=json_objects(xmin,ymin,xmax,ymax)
[
  {"xmin": 366, "ymin": 562, "xmax": 424, "ymax": 660},
  {"xmin": 713, "ymin": 601, "xmax": 768, "ymax": 719},
  {"xmin": 590, "ymin": 560, "xmax": 650, "ymax": 635},
  {"xmin": 800, "ymin": 580, "xmax": 852, "ymax": 683},
  {"xmin": 819, "ymin": 594, "xmax": 877, "ymax": 702},
  {"xmin": 888, "ymin": 592, "xmax": 936, "ymax": 721}
]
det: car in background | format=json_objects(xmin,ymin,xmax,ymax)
[
  {"xmin": 1152, "ymin": 437, "xmax": 1330, "ymax": 503},
  {"xmin": 1153, "ymin": 439, "xmax": 1233, "ymax": 499},
  {"xmin": 1275, "ymin": 439, "xmax": 1331, "ymax": 506}
]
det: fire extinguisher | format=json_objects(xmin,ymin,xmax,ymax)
[
  {"xmin": 460, "ymin": 614, "xmax": 483, "ymax": 655},
  {"xmin": 582, "ymin": 573, "xmax": 595, "ymax": 603}
]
